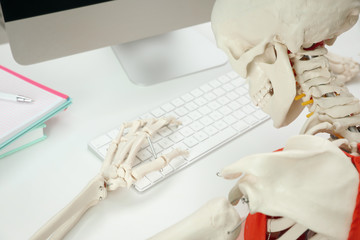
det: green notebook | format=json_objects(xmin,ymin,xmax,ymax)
[
  {"xmin": 0, "ymin": 124, "xmax": 47, "ymax": 158},
  {"xmin": 0, "ymin": 65, "xmax": 71, "ymax": 152}
]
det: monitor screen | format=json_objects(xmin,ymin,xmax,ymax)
[
  {"xmin": 1, "ymin": 1, "xmax": 112, "ymax": 21},
  {"xmin": 0, "ymin": 0, "xmax": 227, "ymax": 86},
  {"xmin": 0, "ymin": 0, "xmax": 216, "ymax": 65}
]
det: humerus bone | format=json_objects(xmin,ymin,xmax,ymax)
[
  {"xmin": 149, "ymin": 198, "xmax": 242, "ymax": 240},
  {"xmin": 30, "ymin": 117, "xmax": 187, "ymax": 240},
  {"xmin": 221, "ymin": 135, "xmax": 359, "ymax": 239}
]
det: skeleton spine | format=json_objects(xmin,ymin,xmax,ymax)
[{"xmin": 289, "ymin": 43, "xmax": 360, "ymax": 154}]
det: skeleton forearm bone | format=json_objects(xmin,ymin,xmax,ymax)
[
  {"xmin": 30, "ymin": 117, "xmax": 187, "ymax": 240},
  {"xmin": 30, "ymin": 175, "xmax": 107, "ymax": 240}
]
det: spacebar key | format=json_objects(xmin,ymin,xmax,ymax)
[{"xmin": 187, "ymin": 127, "xmax": 237, "ymax": 161}]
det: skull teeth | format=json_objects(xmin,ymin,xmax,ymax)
[{"xmin": 252, "ymin": 80, "xmax": 273, "ymax": 108}]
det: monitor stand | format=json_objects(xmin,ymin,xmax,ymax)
[{"xmin": 112, "ymin": 27, "xmax": 228, "ymax": 86}]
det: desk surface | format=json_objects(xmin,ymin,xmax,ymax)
[{"xmin": 0, "ymin": 23, "xmax": 360, "ymax": 240}]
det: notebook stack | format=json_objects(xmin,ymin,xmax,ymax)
[{"xmin": 0, "ymin": 65, "xmax": 72, "ymax": 158}]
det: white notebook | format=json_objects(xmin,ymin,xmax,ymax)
[{"xmin": 0, "ymin": 65, "xmax": 71, "ymax": 149}]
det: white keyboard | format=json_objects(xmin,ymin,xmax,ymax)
[{"xmin": 88, "ymin": 71, "xmax": 269, "ymax": 192}]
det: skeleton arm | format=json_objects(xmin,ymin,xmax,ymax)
[
  {"xmin": 149, "ymin": 135, "xmax": 359, "ymax": 240},
  {"xmin": 30, "ymin": 117, "xmax": 187, "ymax": 240},
  {"xmin": 222, "ymin": 135, "xmax": 359, "ymax": 239}
]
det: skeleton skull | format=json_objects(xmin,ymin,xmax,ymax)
[{"xmin": 211, "ymin": 0, "xmax": 360, "ymax": 128}]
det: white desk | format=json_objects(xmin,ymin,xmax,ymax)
[{"xmin": 0, "ymin": 23, "xmax": 359, "ymax": 240}]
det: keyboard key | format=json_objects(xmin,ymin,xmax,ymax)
[
  {"xmin": 91, "ymin": 135, "xmax": 112, "ymax": 148},
  {"xmin": 179, "ymin": 126, "xmax": 194, "ymax": 137},
  {"xmin": 178, "ymin": 116, "xmax": 192, "ymax": 126},
  {"xmin": 213, "ymin": 120, "xmax": 227, "ymax": 130},
  {"xmin": 161, "ymin": 103, "xmax": 175, "ymax": 112},
  {"xmin": 218, "ymin": 75, "xmax": 230, "ymax": 83},
  {"xmin": 189, "ymin": 122, "xmax": 204, "ymax": 132},
  {"xmin": 241, "ymin": 105, "xmax": 256, "ymax": 114},
  {"xmin": 204, "ymin": 125, "xmax": 218, "ymax": 136},
  {"xmin": 185, "ymin": 102, "xmax": 198, "ymax": 111},
  {"xmin": 238, "ymin": 96, "xmax": 250, "ymax": 105},
  {"xmin": 254, "ymin": 110, "xmax": 268, "ymax": 120},
  {"xmin": 107, "ymin": 129, "xmax": 120, "ymax": 139},
  {"xmin": 224, "ymin": 115, "xmax": 237, "ymax": 125},
  {"xmin": 204, "ymin": 92, "xmax": 217, "ymax": 101},
  {"xmin": 151, "ymin": 133, "xmax": 162, "ymax": 142},
  {"xmin": 193, "ymin": 131, "xmax": 208, "ymax": 142},
  {"xmin": 169, "ymin": 132, "xmax": 184, "ymax": 143},
  {"xmin": 226, "ymin": 92, "xmax": 239, "ymax": 101},
  {"xmin": 208, "ymin": 101, "xmax": 221, "ymax": 110},
  {"xmin": 172, "ymin": 98, "xmax": 184, "ymax": 107},
  {"xmin": 217, "ymin": 96, "xmax": 230, "ymax": 105},
  {"xmin": 244, "ymin": 115, "xmax": 258, "ymax": 125},
  {"xmin": 181, "ymin": 93, "xmax": 194, "ymax": 102},
  {"xmin": 198, "ymin": 106, "xmax": 212, "ymax": 115},
  {"xmin": 151, "ymin": 108, "xmax": 165, "ymax": 118},
  {"xmin": 191, "ymin": 88, "xmax": 204, "ymax": 97},
  {"xmin": 228, "ymin": 101, "xmax": 241, "ymax": 110},
  {"xmin": 158, "ymin": 138, "xmax": 174, "ymax": 149},
  {"xmin": 213, "ymin": 88, "xmax": 226, "ymax": 96},
  {"xmin": 153, "ymin": 143, "xmax": 163, "ymax": 154},
  {"xmin": 158, "ymin": 126, "xmax": 173, "ymax": 137},
  {"xmin": 170, "ymin": 156, "xmax": 187, "ymax": 169},
  {"xmin": 231, "ymin": 78, "xmax": 245, "ymax": 87},
  {"xmin": 187, "ymin": 127, "xmax": 237, "ymax": 161},
  {"xmin": 146, "ymin": 170, "xmax": 163, "ymax": 182},
  {"xmin": 209, "ymin": 111, "xmax": 223, "ymax": 121},
  {"xmin": 232, "ymin": 121, "xmax": 249, "ymax": 132},
  {"xmin": 209, "ymin": 79, "xmax": 221, "ymax": 88},
  {"xmin": 233, "ymin": 110, "xmax": 246, "ymax": 119},
  {"xmin": 194, "ymin": 96, "xmax": 207, "ymax": 106},
  {"xmin": 134, "ymin": 177, "xmax": 151, "ymax": 191},
  {"xmin": 199, "ymin": 116, "xmax": 213, "ymax": 126},
  {"xmin": 222, "ymin": 83, "xmax": 234, "ymax": 91},
  {"xmin": 175, "ymin": 107, "xmax": 188, "ymax": 116},
  {"xmin": 236, "ymin": 87, "xmax": 248, "ymax": 96},
  {"xmin": 137, "ymin": 149, "xmax": 152, "ymax": 161},
  {"xmin": 188, "ymin": 110, "xmax": 202, "ymax": 120},
  {"xmin": 200, "ymin": 83, "xmax": 213, "ymax": 92},
  {"xmin": 140, "ymin": 113, "xmax": 154, "ymax": 119},
  {"xmin": 184, "ymin": 136, "xmax": 198, "ymax": 148},
  {"xmin": 219, "ymin": 106, "xmax": 232, "ymax": 116},
  {"xmin": 161, "ymin": 165, "xmax": 173, "ymax": 175}
]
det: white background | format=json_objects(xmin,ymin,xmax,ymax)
[{"xmin": 0, "ymin": 22, "xmax": 359, "ymax": 239}]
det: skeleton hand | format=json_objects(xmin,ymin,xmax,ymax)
[
  {"xmin": 31, "ymin": 117, "xmax": 188, "ymax": 240},
  {"xmin": 101, "ymin": 117, "xmax": 188, "ymax": 191},
  {"xmin": 221, "ymin": 135, "xmax": 358, "ymax": 239}
]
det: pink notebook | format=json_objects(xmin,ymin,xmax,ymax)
[{"xmin": 0, "ymin": 65, "xmax": 72, "ymax": 149}]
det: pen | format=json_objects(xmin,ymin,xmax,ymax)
[{"xmin": 0, "ymin": 92, "xmax": 33, "ymax": 103}]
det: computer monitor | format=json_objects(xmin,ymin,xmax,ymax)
[{"xmin": 0, "ymin": 0, "xmax": 227, "ymax": 85}]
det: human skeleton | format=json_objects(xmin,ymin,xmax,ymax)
[{"xmin": 31, "ymin": 0, "xmax": 360, "ymax": 239}]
